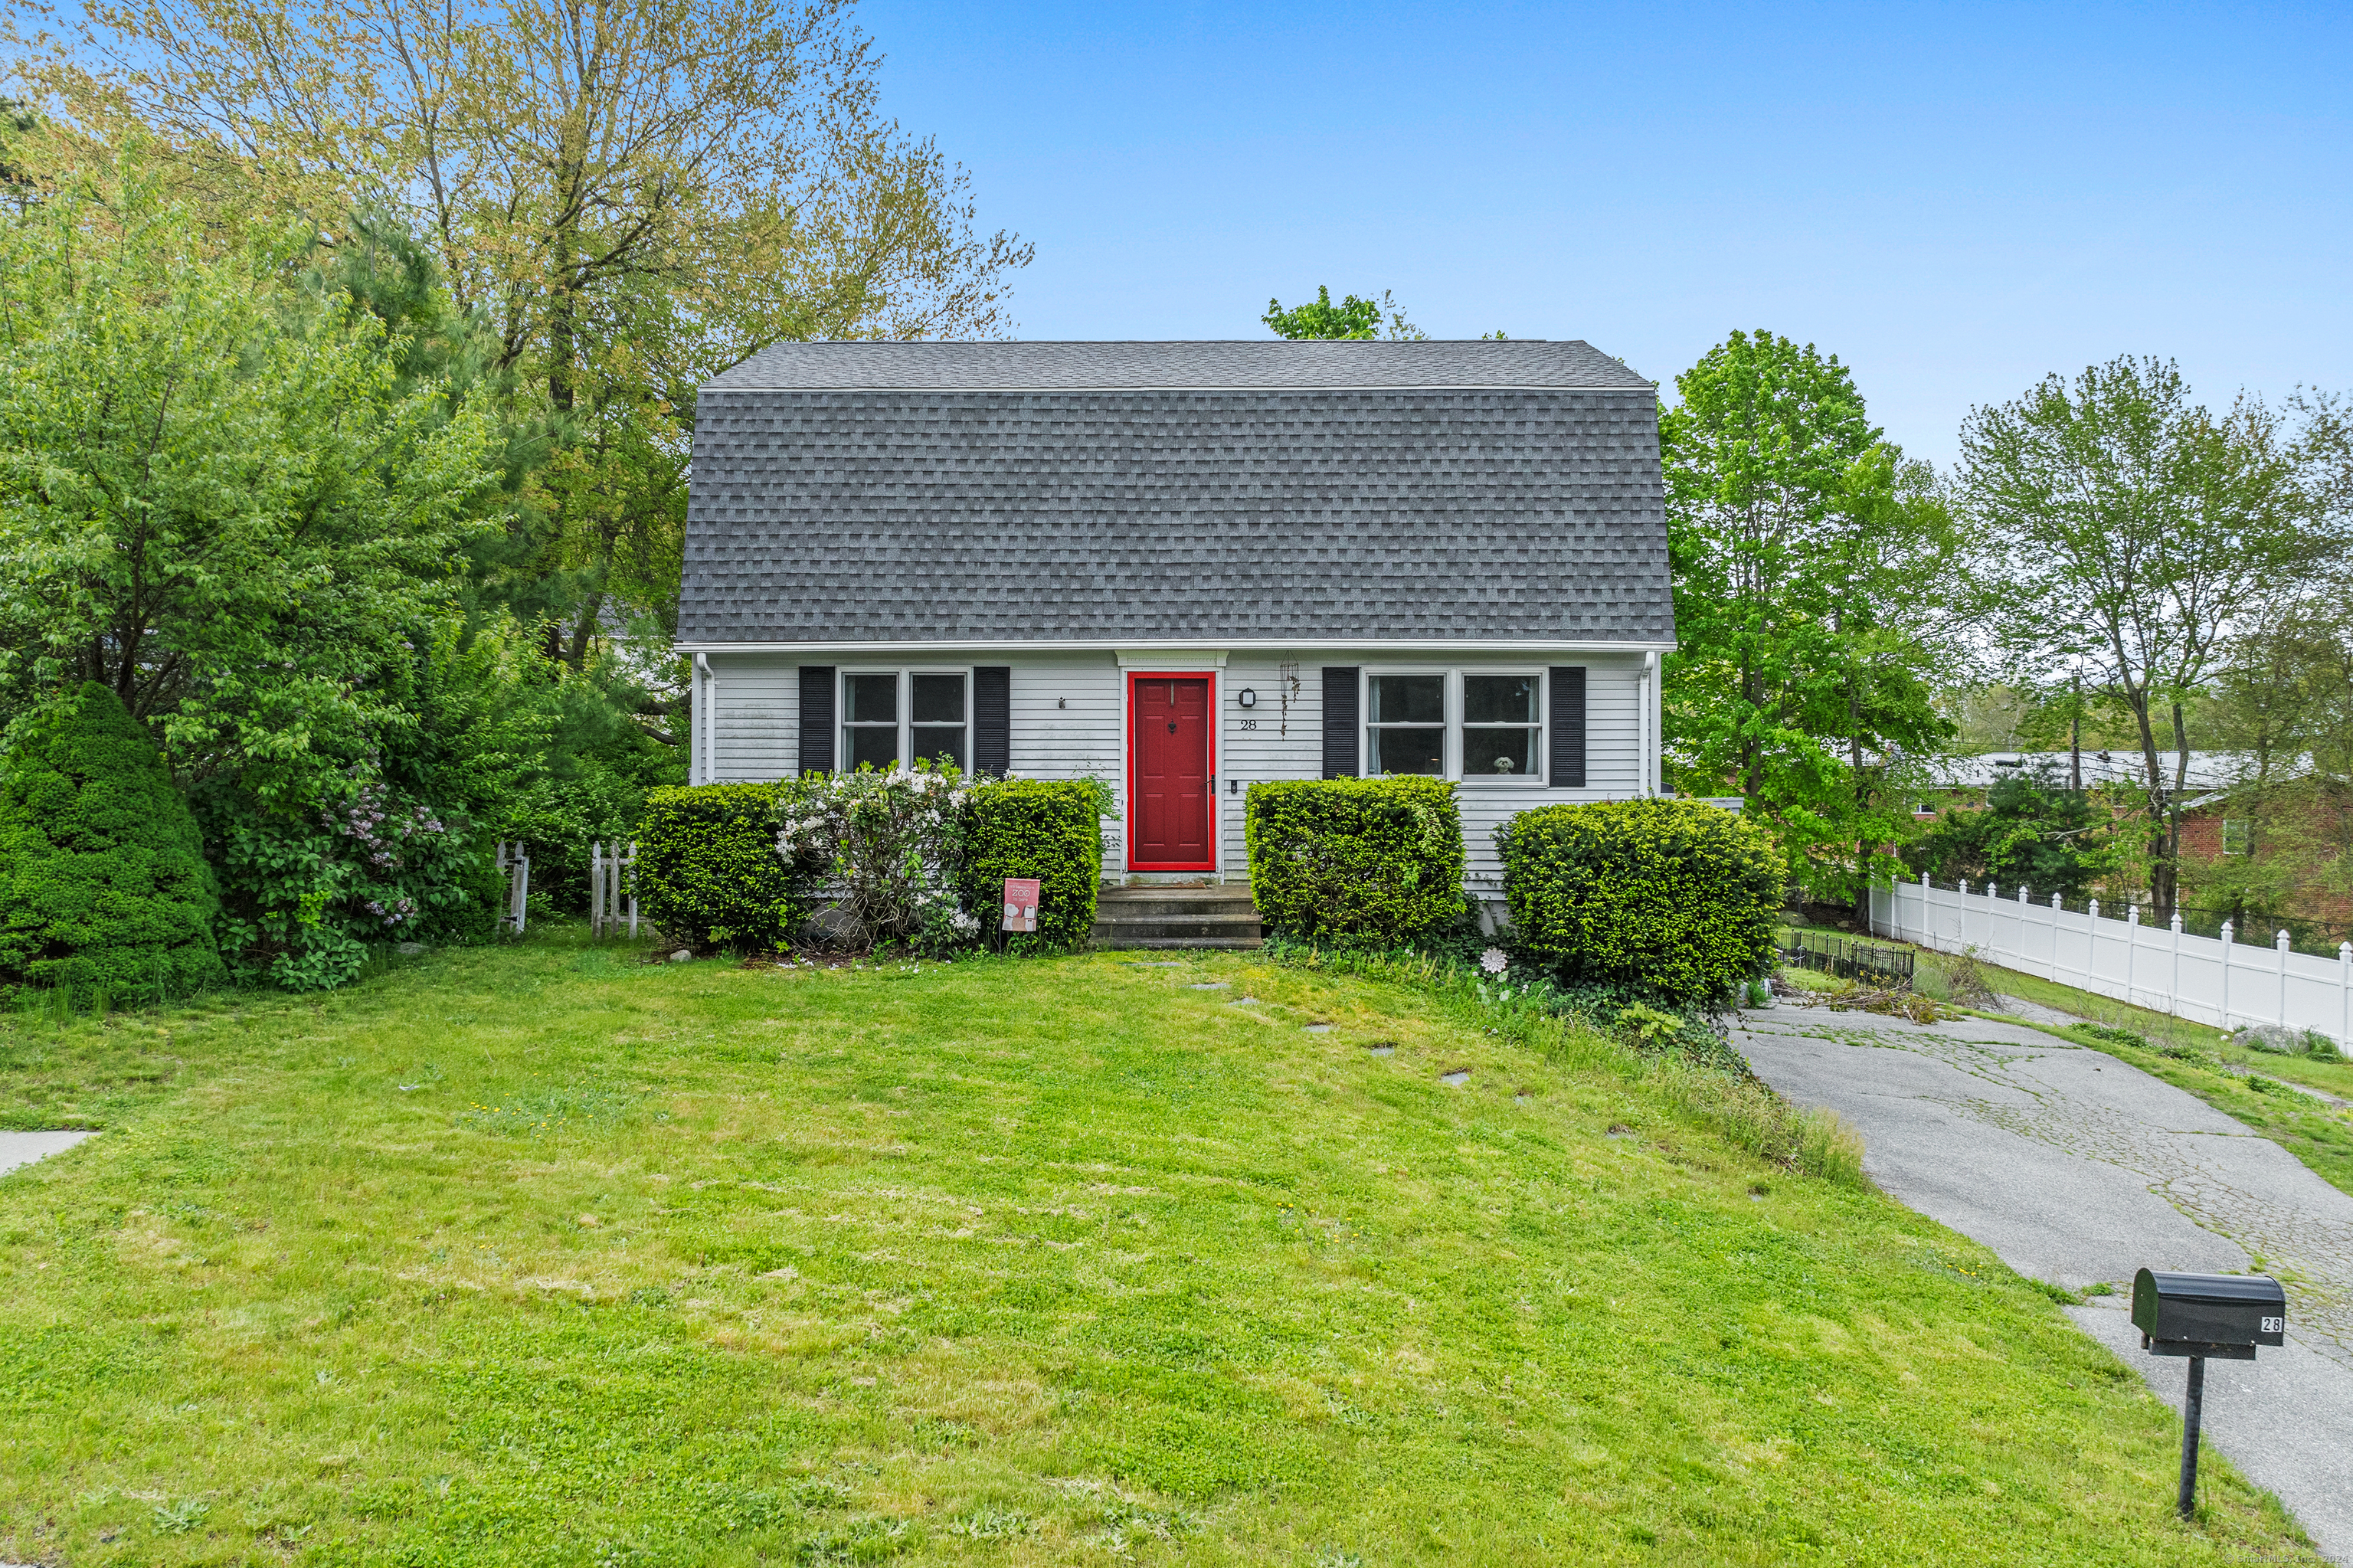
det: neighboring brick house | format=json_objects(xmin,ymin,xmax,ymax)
[
  {"xmin": 674, "ymin": 339, "xmax": 1675, "ymax": 891},
  {"xmin": 1915, "ymin": 751, "xmax": 2351, "ymax": 928}
]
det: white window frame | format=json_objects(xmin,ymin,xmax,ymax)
[
  {"xmin": 1360, "ymin": 667, "xmax": 1550, "ymax": 787},
  {"xmin": 838, "ymin": 667, "xmax": 974, "ymax": 772}
]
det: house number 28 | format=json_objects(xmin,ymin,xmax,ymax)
[{"xmin": 1239, "ymin": 719, "xmax": 1257, "ymax": 730}]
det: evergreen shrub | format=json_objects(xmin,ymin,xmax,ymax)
[
  {"xmin": 1245, "ymin": 777, "xmax": 1466, "ymax": 949},
  {"xmin": 0, "ymin": 683, "xmax": 226, "ymax": 999},
  {"xmin": 959, "ymin": 779, "xmax": 1104, "ymax": 952},
  {"xmin": 636, "ymin": 781, "xmax": 806, "ymax": 952},
  {"xmin": 1497, "ymin": 798, "xmax": 1781, "ymax": 1005}
]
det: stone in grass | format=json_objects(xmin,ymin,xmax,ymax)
[
  {"xmin": 669, "ymin": 949, "xmax": 695, "ymax": 964},
  {"xmin": 1439, "ymin": 1069, "xmax": 1471, "ymax": 1087},
  {"xmin": 1304, "ymin": 1023, "xmax": 1333, "ymax": 1034},
  {"xmin": 1368, "ymin": 1043, "xmax": 1396, "ymax": 1057},
  {"xmin": 2234, "ymin": 1023, "xmax": 2309, "ymax": 1055},
  {"xmin": 1186, "ymin": 981, "xmax": 1229, "ymax": 990},
  {"xmin": 1230, "ymin": 996, "xmax": 1261, "ymax": 1007},
  {"xmin": 396, "ymin": 942, "xmax": 427, "ymax": 957}
]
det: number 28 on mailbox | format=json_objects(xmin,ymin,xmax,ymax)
[{"xmin": 1001, "ymin": 878, "xmax": 1041, "ymax": 934}]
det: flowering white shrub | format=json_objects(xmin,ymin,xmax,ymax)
[{"xmin": 774, "ymin": 761, "xmax": 977, "ymax": 952}]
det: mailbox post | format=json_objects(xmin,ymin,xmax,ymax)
[{"xmin": 2130, "ymin": 1268, "xmax": 2286, "ymax": 1517}]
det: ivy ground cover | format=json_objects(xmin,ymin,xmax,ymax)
[{"xmin": 0, "ymin": 932, "xmax": 2319, "ymax": 1565}]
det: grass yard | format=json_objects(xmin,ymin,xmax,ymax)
[{"xmin": 0, "ymin": 931, "xmax": 2322, "ymax": 1566}]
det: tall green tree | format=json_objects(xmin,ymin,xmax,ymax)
[
  {"xmin": 1263, "ymin": 285, "xmax": 1425, "ymax": 341},
  {"xmin": 1956, "ymin": 357, "xmax": 2349, "ymax": 921},
  {"xmin": 0, "ymin": 162, "xmax": 502, "ymax": 768},
  {"xmin": 1660, "ymin": 329, "xmax": 1959, "ymax": 908},
  {"xmin": 26, "ymin": 0, "xmax": 1033, "ymax": 660}
]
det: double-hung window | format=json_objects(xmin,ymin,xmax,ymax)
[
  {"xmin": 1364, "ymin": 669, "xmax": 1546, "ymax": 784},
  {"xmin": 1461, "ymin": 675, "xmax": 1540, "ymax": 777},
  {"xmin": 1366, "ymin": 674, "xmax": 1446, "ymax": 776},
  {"xmin": 839, "ymin": 670, "xmax": 969, "ymax": 771}
]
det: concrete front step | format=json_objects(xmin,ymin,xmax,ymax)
[
  {"xmin": 1090, "ymin": 935, "xmax": 1265, "ymax": 951},
  {"xmin": 1094, "ymin": 916, "xmax": 1262, "ymax": 941},
  {"xmin": 1091, "ymin": 885, "xmax": 1263, "ymax": 949},
  {"xmin": 1094, "ymin": 895, "xmax": 1257, "ymax": 919}
]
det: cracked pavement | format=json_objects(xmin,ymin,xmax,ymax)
[{"xmin": 1737, "ymin": 1003, "xmax": 2353, "ymax": 1562}]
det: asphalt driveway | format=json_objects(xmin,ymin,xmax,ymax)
[{"xmin": 1737, "ymin": 1003, "xmax": 2353, "ymax": 1563}]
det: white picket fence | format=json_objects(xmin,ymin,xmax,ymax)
[
  {"xmin": 588, "ymin": 840, "xmax": 639, "ymax": 939},
  {"xmin": 1871, "ymin": 876, "xmax": 2353, "ymax": 1049},
  {"xmin": 494, "ymin": 841, "xmax": 532, "ymax": 935}
]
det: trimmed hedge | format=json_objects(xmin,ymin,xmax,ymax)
[
  {"xmin": 0, "ymin": 682, "xmax": 226, "ymax": 998},
  {"xmin": 1245, "ymin": 777, "xmax": 1466, "ymax": 949},
  {"xmin": 638, "ymin": 776, "xmax": 1102, "ymax": 955},
  {"xmin": 1497, "ymin": 798, "xmax": 1780, "ymax": 1004},
  {"xmin": 958, "ymin": 779, "xmax": 1104, "ymax": 953},
  {"xmin": 636, "ymin": 781, "xmax": 805, "ymax": 952}
]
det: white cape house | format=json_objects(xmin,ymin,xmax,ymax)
[{"xmin": 676, "ymin": 339, "xmax": 1675, "ymax": 894}]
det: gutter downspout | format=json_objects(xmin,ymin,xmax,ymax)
[
  {"xmin": 693, "ymin": 653, "xmax": 713, "ymax": 784},
  {"xmin": 1641, "ymin": 651, "xmax": 1658, "ymax": 797}
]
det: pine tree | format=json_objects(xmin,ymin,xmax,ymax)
[{"xmin": 0, "ymin": 683, "xmax": 225, "ymax": 998}]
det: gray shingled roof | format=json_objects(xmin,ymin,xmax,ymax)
[
  {"xmin": 682, "ymin": 341, "xmax": 1673, "ymax": 646},
  {"xmin": 708, "ymin": 339, "xmax": 1656, "ymax": 391}
]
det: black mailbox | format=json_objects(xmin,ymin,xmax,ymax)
[{"xmin": 2131, "ymin": 1269, "xmax": 2287, "ymax": 1360}]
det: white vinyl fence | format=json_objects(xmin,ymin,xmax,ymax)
[{"xmin": 1872, "ymin": 876, "xmax": 2353, "ymax": 1049}]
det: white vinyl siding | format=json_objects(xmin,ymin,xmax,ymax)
[
  {"xmin": 689, "ymin": 646, "xmax": 1658, "ymax": 890},
  {"xmin": 1008, "ymin": 656, "xmax": 1124, "ymax": 878},
  {"xmin": 707, "ymin": 653, "xmax": 797, "ymax": 782}
]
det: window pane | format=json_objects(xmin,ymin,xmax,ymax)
[
  {"xmin": 844, "ymin": 673, "xmax": 897, "ymax": 723},
  {"xmin": 1462, "ymin": 727, "xmax": 1540, "ymax": 777},
  {"xmin": 1369, "ymin": 674, "xmax": 1444, "ymax": 725},
  {"xmin": 1367, "ymin": 726, "xmax": 1445, "ymax": 776},
  {"xmin": 911, "ymin": 725, "xmax": 967, "ymax": 771},
  {"xmin": 843, "ymin": 724, "xmax": 900, "ymax": 771},
  {"xmin": 912, "ymin": 673, "xmax": 966, "ymax": 724},
  {"xmin": 1463, "ymin": 675, "xmax": 1537, "ymax": 725}
]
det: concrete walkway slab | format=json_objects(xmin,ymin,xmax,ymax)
[
  {"xmin": 1738, "ymin": 1004, "xmax": 2353, "ymax": 1562},
  {"xmin": 0, "ymin": 1128, "xmax": 94, "ymax": 1178}
]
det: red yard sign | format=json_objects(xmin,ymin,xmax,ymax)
[{"xmin": 1001, "ymin": 878, "xmax": 1041, "ymax": 933}]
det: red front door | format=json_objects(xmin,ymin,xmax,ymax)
[{"xmin": 1130, "ymin": 674, "xmax": 1213, "ymax": 870}]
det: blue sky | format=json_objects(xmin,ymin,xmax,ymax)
[{"xmin": 858, "ymin": 0, "xmax": 2350, "ymax": 467}]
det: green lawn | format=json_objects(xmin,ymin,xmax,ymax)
[{"xmin": 0, "ymin": 931, "xmax": 2319, "ymax": 1565}]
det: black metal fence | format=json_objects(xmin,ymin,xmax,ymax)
[{"xmin": 1779, "ymin": 930, "xmax": 1916, "ymax": 988}]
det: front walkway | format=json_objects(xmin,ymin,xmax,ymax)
[
  {"xmin": 1736, "ymin": 1003, "xmax": 2353, "ymax": 1563},
  {"xmin": 0, "ymin": 1128, "xmax": 93, "ymax": 1179}
]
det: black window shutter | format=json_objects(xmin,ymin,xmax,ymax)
[
  {"xmin": 1549, "ymin": 666, "xmax": 1586, "ymax": 788},
  {"xmin": 973, "ymin": 666, "xmax": 1011, "ymax": 775},
  {"xmin": 1321, "ymin": 667, "xmax": 1360, "ymax": 779},
  {"xmin": 798, "ymin": 665, "xmax": 836, "ymax": 776}
]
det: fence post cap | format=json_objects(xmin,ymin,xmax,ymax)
[
  {"xmin": 2278, "ymin": 930, "xmax": 2292, "ymax": 949},
  {"xmin": 2223, "ymin": 920, "xmax": 2235, "ymax": 941},
  {"xmin": 2341, "ymin": 941, "xmax": 2351, "ymax": 961}
]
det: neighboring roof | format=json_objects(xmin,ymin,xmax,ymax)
[
  {"xmin": 682, "ymin": 340, "xmax": 1672, "ymax": 647},
  {"xmin": 1923, "ymin": 751, "xmax": 2315, "ymax": 798},
  {"xmin": 705, "ymin": 339, "xmax": 1656, "ymax": 392}
]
